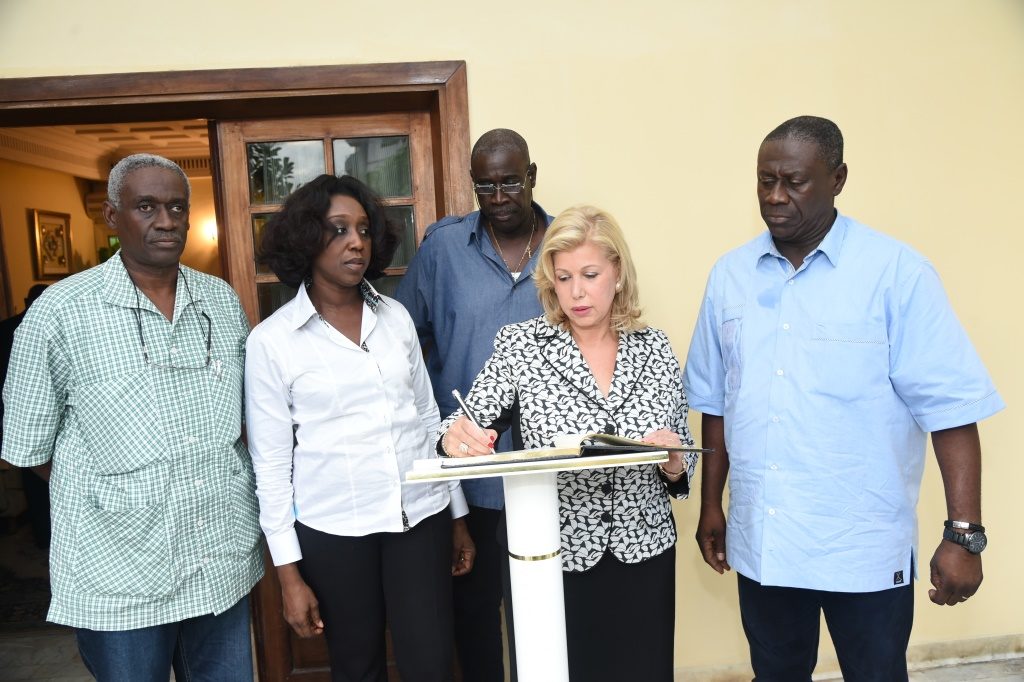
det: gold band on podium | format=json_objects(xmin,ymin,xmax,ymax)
[{"xmin": 508, "ymin": 549, "xmax": 561, "ymax": 562}]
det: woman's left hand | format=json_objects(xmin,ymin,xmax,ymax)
[
  {"xmin": 643, "ymin": 428, "xmax": 686, "ymax": 474},
  {"xmin": 451, "ymin": 517, "xmax": 476, "ymax": 576}
]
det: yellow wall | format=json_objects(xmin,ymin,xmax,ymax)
[
  {"xmin": 2, "ymin": 0, "xmax": 1021, "ymax": 675},
  {"xmin": 0, "ymin": 159, "xmax": 96, "ymax": 313}
]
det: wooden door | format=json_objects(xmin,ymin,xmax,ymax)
[
  {"xmin": 213, "ymin": 113, "xmax": 437, "ymax": 325},
  {"xmin": 211, "ymin": 113, "xmax": 439, "ymax": 681}
]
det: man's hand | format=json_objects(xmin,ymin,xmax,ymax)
[
  {"xmin": 451, "ymin": 517, "xmax": 476, "ymax": 576},
  {"xmin": 929, "ymin": 540, "xmax": 982, "ymax": 605},
  {"xmin": 695, "ymin": 504, "xmax": 731, "ymax": 574},
  {"xmin": 277, "ymin": 564, "xmax": 324, "ymax": 638}
]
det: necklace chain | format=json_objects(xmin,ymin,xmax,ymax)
[{"xmin": 488, "ymin": 211, "xmax": 537, "ymax": 274}]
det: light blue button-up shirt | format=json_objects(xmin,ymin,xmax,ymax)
[{"xmin": 684, "ymin": 214, "xmax": 1004, "ymax": 592}]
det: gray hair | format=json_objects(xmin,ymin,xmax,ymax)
[{"xmin": 107, "ymin": 153, "xmax": 191, "ymax": 209}]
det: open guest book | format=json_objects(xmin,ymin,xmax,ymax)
[{"xmin": 430, "ymin": 433, "xmax": 711, "ymax": 469}]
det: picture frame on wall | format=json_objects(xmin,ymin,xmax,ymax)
[{"xmin": 30, "ymin": 209, "xmax": 72, "ymax": 280}]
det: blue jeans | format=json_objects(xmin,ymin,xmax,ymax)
[{"xmin": 76, "ymin": 595, "xmax": 252, "ymax": 682}]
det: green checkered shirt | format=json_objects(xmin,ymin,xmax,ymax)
[{"xmin": 1, "ymin": 253, "xmax": 264, "ymax": 631}]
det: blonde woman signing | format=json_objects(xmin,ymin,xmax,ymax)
[{"xmin": 439, "ymin": 205, "xmax": 696, "ymax": 681}]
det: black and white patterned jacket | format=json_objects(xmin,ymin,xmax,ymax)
[{"xmin": 438, "ymin": 316, "xmax": 697, "ymax": 572}]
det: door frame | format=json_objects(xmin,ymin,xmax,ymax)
[
  {"xmin": 0, "ymin": 61, "xmax": 473, "ymax": 680},
  {"xmin": 0, "ymin": 60, "xmax": 474, "ymax": 285}
]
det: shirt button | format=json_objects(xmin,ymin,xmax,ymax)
[
  {"xmin": 782, "ymin": 323, "xmax": 790, "ymax": 330},
  {"xmin": 170, "ymin": 346, "xmax": 179, "ymax": 354},
  {"xmin": 601, "ymin": 512, "xmax": 612, "ymax": 523},
  {"xmin": 771, "ymin": 416, "xmax": 780, "ymax": 423},
  {"xmin": 770, "ymin": 464, "xmax": 778, "ymax": 470},
  {"xmin": 194, "ymin": 479, "xmax": 204, "ymax": 487},
  {"xmin": 196, "ymin": 518, "xmax": 205, "ymax": 528},
  {"xmin": 787, "ymin": 280, "xmax": 795, "ymax": 286},
  {"xmin": 203, "ymin": 557, "xmax": 211, "ymax": 566},
  {"xmin": 188, "ymin": 436, "xmax": 199, "ymax": 444},
  {"xmin": 768, "ymin": 508, "xmax": 776, "ymax": 516},
  {"xmin": 601, "ymin": 483, "xmax": 612, "ymax": 494},
  {"xmin": 776, "ymin": 369, "xmax": 784, "ymax": 376}
]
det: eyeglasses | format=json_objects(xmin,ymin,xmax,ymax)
[
  {"xmin": 130, "ymin": 270, "xmax": 212, "ymax": 370},
  {"xmin": 473, "ymin": 175, "xmax": 531, "ymax": 196}
]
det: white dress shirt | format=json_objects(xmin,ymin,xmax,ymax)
[{"xmin": 245, "ymin": 282, "xmax": 467, "ymax": 566}]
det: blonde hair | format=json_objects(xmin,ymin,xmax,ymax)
[{"xmin": 533, "ymin": 205, "xmax": 644, "ymax": 333}]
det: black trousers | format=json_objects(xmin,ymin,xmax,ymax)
[
  {"xmin": 296, "ymin": 510, "xmax": 455, "ymax": 682},
  {"xmin": 738, "ymin": 571, "xmax": 914, "ymax": 682},
  {"xmin": 563, "ymin": 548, "xmax": 676, "ymax": 682},
  {"xmin": 452, "ymin": 506, "xmax": 515, "ymax": 682}
]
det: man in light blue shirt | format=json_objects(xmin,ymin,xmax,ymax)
[
  {"xmin": 396, "ymin": 128, "xmax": 552, "ymax": 681},
  {"xmin": 684, "ymin": 116, "xmax": 1004, "ymax": 681}
]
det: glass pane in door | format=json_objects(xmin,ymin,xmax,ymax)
[
  {"xmin": 333, "ymin": 137, "xmax": 411, "ymax": 197},
  {"xmin": 251, "ymin": 213, "xmax": 274, "ymax": 274},
  {"xmin": 248, "ymin": 140, "xmax": 325, "ymax": 204},
  {"xmin": 257, "ymin": 282, "xmax": 299, "ymax": 321},
  {"xmin": 384, "ymin": 206, "xmax": 416, "ymax": 269}
]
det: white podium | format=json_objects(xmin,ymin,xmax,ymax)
[{"xmin": 407, "ymin": 449, "xmax": 668, "ymax": 682}]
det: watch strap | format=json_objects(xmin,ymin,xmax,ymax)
[
  {"xmin": 944, "ymin": 519, "xmax": 985, "ymax": 532},
  {"xmin": 942, "ymin": 527, "xmax": 987, "ymax": 554}
]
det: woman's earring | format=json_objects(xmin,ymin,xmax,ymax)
[{"xmin": 615, "ymin": 282, "xmax": 622, "ymax": 291}]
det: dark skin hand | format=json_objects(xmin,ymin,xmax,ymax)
[
  {"xmin": 275, "ymin": 517, "xmax": 474, "ymax": 638},
  {"xmin": 695, "ymin": 414, "xmax": 731, "ymax": 574},
  {"xmin": 928, "ymin": 423, "xmax": 983, "ymax": 606},
  {"xmin": 276, "ymin": 563, "xmax": 324, "ymax": 638},
  {"xmin": 451, "ymin": 517, "xmax": 475, "ymax": 576}
]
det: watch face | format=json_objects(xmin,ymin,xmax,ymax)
[{"xmin": 967, "ymin": 532, "xmax": 988, "ymax": 554}]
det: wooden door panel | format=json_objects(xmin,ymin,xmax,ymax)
[{"xmin": 212, "ymin": 113, "xmax": 441, "ymax": 680}]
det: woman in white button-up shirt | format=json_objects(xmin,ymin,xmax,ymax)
[{"xmin": 245, "ymin": 175, "xmax": 472, "ymax": 682}]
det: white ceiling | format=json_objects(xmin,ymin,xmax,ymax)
[{"xmin": 0, "ymin": 120, "xmax": 211, "ymax": 180}]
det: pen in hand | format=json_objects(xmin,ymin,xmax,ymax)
[{"xmin": 451, "ymin": 389, "xmax": 496, "ymax": 454}]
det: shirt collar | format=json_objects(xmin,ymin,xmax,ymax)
[
  {"xmin": 468, "ymin": 201, "xmax": 550, "ymax": 246},
  {"xmin": 100, "ymin": 251, "xmax": 204, "ymax": 315},
  {"xmin": 756, "ymin": 212, "xmax": 849, "ymax": 268},
  {"xmin": 288, "ymin": 279, "xmax": 385, "ymax": 331}
]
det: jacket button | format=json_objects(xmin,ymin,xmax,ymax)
[{"xmin": 601, "ymin": 512, "xmax": 612, "ymax": 523}]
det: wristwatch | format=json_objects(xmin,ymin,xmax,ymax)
[{"xmin": 942, "ymin": 520, "xmax": 987, "ymax": 554}]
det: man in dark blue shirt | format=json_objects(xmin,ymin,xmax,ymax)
[{"xmin": 396, "ymin": 128, "xmax": 553, "ymax": 681}]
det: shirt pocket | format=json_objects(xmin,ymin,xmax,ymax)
[
  {"xmin": 70, "ymin": 371, "xmax": 167, "ymax": 475},
  {"xmin": 73, "ymin": 499, "xmax": 176, "ymax": 598},
  {"xmin": 809, "ymin": 321, "xmax": 890, "ymax": 401},
  {"xmin": 720, "ymin": 305, "xmax": 744, "ymax": 393}
]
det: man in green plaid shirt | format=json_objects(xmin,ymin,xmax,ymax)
[{"xmin": 2, "ymin": 154, "xmax": 263, "ymax": 680}]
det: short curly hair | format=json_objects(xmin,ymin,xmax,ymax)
[
  {"xmin": 763, "ymin": 115, "xmax": 844, "ymax": 171},
  {"xmin": 258, "ymin": 175, "xmax": 400, "ymax": 288},
  {"xmin": 534, "ymin": 205, "xmax": 644, "ymax": 333}
]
